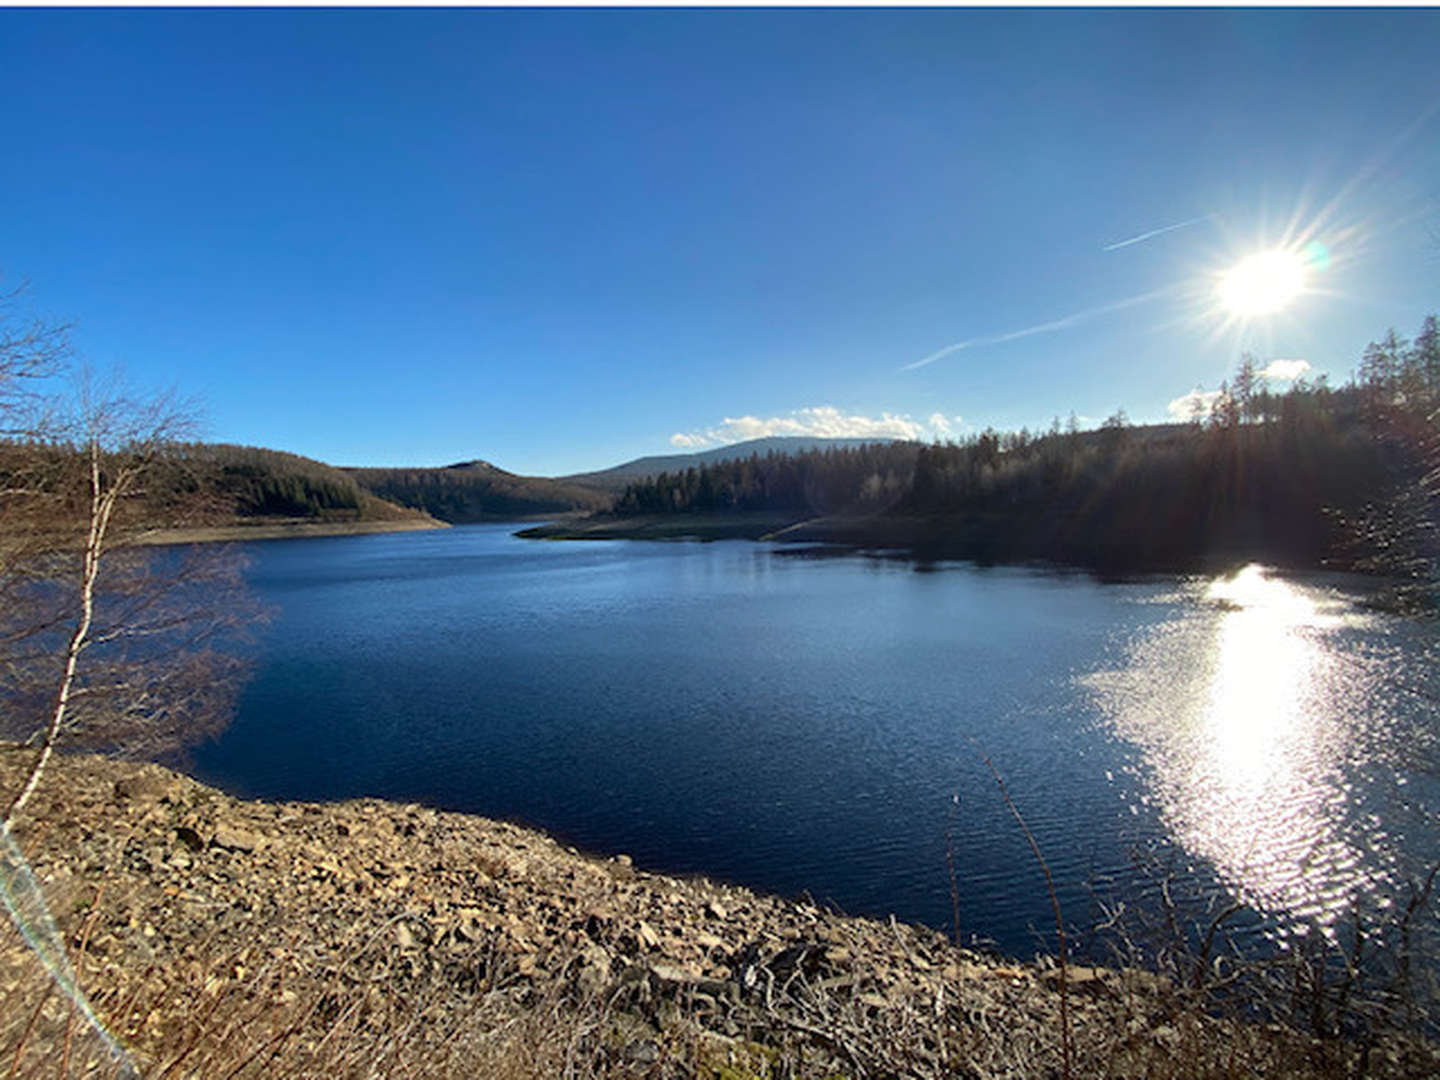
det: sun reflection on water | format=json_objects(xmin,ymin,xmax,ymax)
[{"xmin": 1085, "ymin": 564, "xmax": 1400, "ymax": 938}]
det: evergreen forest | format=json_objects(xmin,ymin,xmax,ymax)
[{"xmin": 611, "ymin": 316, "xmax": 1440, "ymax": 583}]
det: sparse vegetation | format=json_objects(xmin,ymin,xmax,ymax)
[
  {"xmin": 3, "ymin": 751, "xmax": 1436, "ymax": 1078},
  {"xmin": 0, "ymin": 303, "xmax": 260, "ymax": 830}
]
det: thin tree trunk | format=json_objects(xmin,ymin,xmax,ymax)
[{"xmin": 3, "ymin": 442, "xmax": 118, "ymax": 830}]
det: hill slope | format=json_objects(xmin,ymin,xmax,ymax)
[
  {"xmin": 349, "ymin": 460, "xmax": 610, "ymax": 522},
  {"xmin": 124, "ymin": 443, "xmax": 437, "ymax": 527}
]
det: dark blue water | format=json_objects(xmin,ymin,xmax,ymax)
[{"xmin": 192, "ymin": 524, "xmax": 1440, "ymax": 959}]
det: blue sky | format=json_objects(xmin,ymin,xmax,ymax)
[{"xmin": 3, "ymin": 8, "xmax": 1438, "ymax": 475}]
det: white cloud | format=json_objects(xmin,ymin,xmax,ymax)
[
  {"xmin": 670, "ymin": 406, "xmax": 961, "ymax": 449},
  {"xmin": 1259, "ymin": 358, "xmax": 1311, "ymax": 381},
  {"xmin": 1167, "ymin": 389, "xmax": 1222, "ymax": 422}
]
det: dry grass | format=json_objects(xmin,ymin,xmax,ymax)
[
  {"xmin": 4, "ymin": 894, "xmax": 1437, "ymax": 1080},
  {"xmin": 1, "ymin": 748, "xmax": 1436, "ymax": 1078}
]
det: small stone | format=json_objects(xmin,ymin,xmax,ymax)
[
  {"xmin": 615, "ymin": 854, "xmax": 633, "ymax": 867},
  {"xmin": 114, "ymin": 774, "xmax": 176, "ymax": 802},
  {"xmin": 211, "ymin": 824, "xmax": 263, "ymax": 853},
  {"xmin": 1043, "ymin": 965, "xmax": 1104, "ymax": 986},
  {"xmin": 454, "ymin": 911, "xmax": 491, "ymax": 942},
  {"xmin": 705, "ymin": 900, "xmax": 728, "ymax": 920},
  {"xmin": 396, "ymin": 924, "xmax": 417, "ymax": 949},
  {"xmin": 636, "ymin": 920, "xmax": 660, "ymax": 949},
  {"xmin": 623, "ymin": 1040, "xmax": 660, "ymax": 1064},
  {"xmin": 648, "ymin": 962, "xmax": 699, "ymax": 986}
]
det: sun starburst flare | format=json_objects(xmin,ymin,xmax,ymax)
[{"xmin": 1217, "ymin": 249, "xmax": 1308, "ymax": 317}]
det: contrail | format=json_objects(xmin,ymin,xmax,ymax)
[
  {"xmin": 902, "ymin": 288, "xmax": 1172, "ymax": 371},
  {"xmin": 1102, "ymin": 213, "xmax": 1216, "ymax": 252}
]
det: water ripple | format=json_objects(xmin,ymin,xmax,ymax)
[{"xmin": 1082, "ymin": 563, "xmax": 1439, "ymax": 942}]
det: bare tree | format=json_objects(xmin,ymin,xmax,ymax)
[
  {"xmin": 1, "ymin": 309, "xmax": 259, "ymax": 832},
  {"xmin": 0, "ymin": 285, "xmax": 69, "ymax": 427}
]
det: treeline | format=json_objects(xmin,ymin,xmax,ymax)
[
  {"xmin": 349, "ymin": 461, "xmax": 610, "ymax": 523},
  {"xmin": 614, "ymin": 443, "xmax": 920, "ymax": 516},
  {"xmin": 901, "ymin": 383, "xmax": 1385, "ymax": 570},
  {"xmin": 613, "ymin": 315, "xmax": 1440, "ymax": 575},
  {"xmin": 1332, "ymin": 317, "xmax": 1440, "ymax": 597}
]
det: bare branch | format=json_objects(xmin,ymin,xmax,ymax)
[{"xmin": 1, "ymin": 353, "xmax": 259, "ymax": 826}]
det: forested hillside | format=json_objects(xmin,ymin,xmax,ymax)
[
  {"xmin": 0, "ymin": 442, "xmax": 432, "ymax": 533},
  {"xmin": 349, "ymin": 460, "xmax": 610, "ymax": 522},
  {"xmin": 145, "ymin": 444, "xmax": 433, "ymax": 526},
  {"xmin": 562, "ymin": 436, "xmax": 901, "ymax": 494},
  {"xmin": 611, "ymin": 316, "xmax": 1440, "ymax": 577},
  {"xmin": 614, "ymin": 442, "xmax": 920, "ymax": 516}
]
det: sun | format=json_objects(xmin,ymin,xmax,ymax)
[{"xmin": 1217, "ymin": 250, "xmax": 1307, "ymax": 317}]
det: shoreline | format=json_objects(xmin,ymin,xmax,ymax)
[
  {"xmin": 516, "ymin": 511, "xmax": 1357, "ymax": 577},
  {"xmin": 128, "ymin": 517, "xmax": 449, "ymax": 546},
  {"xmin": 514, "ymin": 511, "xmax": 809, "ymax": 542}
]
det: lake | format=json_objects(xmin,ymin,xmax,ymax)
[{"xmin": 192, "ymin": 523, "xmax": 1440, "ymax": 961}]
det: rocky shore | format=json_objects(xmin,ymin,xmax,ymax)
[{"xmin": 1, "ymin": 749, "xmax": 1431, "ymax": 1078}]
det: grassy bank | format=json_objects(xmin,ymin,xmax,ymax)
[{"xmin": 2, "ymin": 750, "xmax": 1436, "ymax": 1078}]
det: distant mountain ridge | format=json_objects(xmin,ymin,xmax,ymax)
[{"xmin": 560, "ymin": 436, "xmax": 902, "ymax": 493}]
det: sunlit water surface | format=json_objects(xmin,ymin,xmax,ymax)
[
  {"xmin": 193, "ymin": 525, "xmax": 1439, "ymax": 960},
  {"xmin": 1082, "ymin": 564, "xmax": 1439, "ymax": 946}
]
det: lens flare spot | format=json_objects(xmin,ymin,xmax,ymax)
[{"xmin": 1303, "ymin": 240, "xmax": 1330, "ymax": 272}]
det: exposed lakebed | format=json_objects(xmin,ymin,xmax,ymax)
[{"xmin": 193, "ymin": 524, "xmax": 1440, "ymax": 961}]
